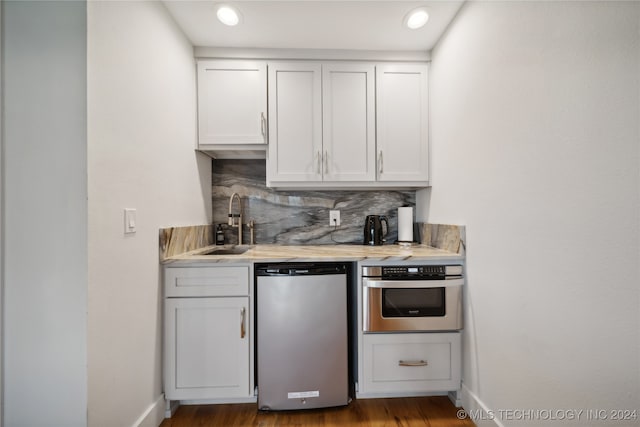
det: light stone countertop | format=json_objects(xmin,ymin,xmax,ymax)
[{"xmin": 162, "ymin": 243, "xmax": 463, "ymax": 264}]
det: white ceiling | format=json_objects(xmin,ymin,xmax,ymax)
[{"xmin": 163, "ymin": 1, "xmax": 465, "ymax": 52}]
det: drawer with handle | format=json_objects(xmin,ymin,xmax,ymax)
[{"xmin": 361, "ymin": 332, "xmax": 461, "ymax": 394}]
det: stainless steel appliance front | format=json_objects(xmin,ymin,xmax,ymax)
[
  {"xmin": 362, "ymin": 265, "xmax": 463, "ymax": 332},
  {"xmin": 256, "ymin": 263, "xmax": 349, "ymax": 411}
]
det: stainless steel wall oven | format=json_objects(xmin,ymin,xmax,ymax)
[{"xmin": 362, "ymin": 265, "xmax": 463, "ymax": 332}]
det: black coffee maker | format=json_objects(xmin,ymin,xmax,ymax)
[{"xmin": 363, "ymin": 215, "xmax": 389, "ymax": 245}]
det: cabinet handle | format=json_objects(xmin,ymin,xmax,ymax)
[
  {"xmin": 260, "ymin": 113, "xmax": 267, "ymax": 141},
  {"xmin": 378, "ymin": 151, "xmax": 383, "ymax": 174},
  {"xmin": 398, "ymin": 360, "xmax": 428, "ymax": 367},
  {"xmin": 324, "ymin": 150, "xmax": 328, "ymax": 175},
  {"xmin": 316, "ymin": 151, "xmax": 321, "ymax": 174},
  {"xmin": 240, "ymin": 307, "xmax": 246, "ymax": 339}
]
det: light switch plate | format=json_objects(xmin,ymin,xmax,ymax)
[{"xmin": 124, "ymin": 208, "xmax": 137, "ymax": 234}]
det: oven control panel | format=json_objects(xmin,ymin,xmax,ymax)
[
  {"xmin": 362, "ymin": 265, "xmax": 462, "ymax": 279},
  {"xmin": 383, "ymin": 266, "xmax": 446, "ymax": 276}
]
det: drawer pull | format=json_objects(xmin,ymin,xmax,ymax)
[{"xmin": 399, "ymin": 360, "xmax": 428, "ymax": 367}]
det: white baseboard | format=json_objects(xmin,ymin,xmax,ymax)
[
  {"xmin": 460, "ymin": 383, "xmax": 503, "ymax": 427},
  {"xmin": 178, "ymin": 396, "xmax": 257, "ymax": 405},
  {"xmin": 132, "ymin": 394, "xmax": 166, "ymax": 427},
  {"xmin": 356, "ymin": 390, "xmax": 448, "ymax": 399},
  {"xmin": 165, "ymin": 399, "xmax": 180, "ymax": 419},
  {"xmin": 448, "ymin": 390, "xmax": 462, "ymax": 407}
]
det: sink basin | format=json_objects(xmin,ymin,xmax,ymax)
[{"xmin": 200, "ymin": 246, "xmax": 251, "ymax": 256}]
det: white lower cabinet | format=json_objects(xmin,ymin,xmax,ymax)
[
  {"xmin": 165, "ymin": 297, "xmax": 250, "ymax": 400},
  {"xmin": 164, "ymin": 265, "xmax": 253, "ymax": 402},
  {"xmin": 361, "ymin": 332, "xmax": 461, "ymax": 396}
]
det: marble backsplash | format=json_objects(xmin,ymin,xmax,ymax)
[
  {"xmin": 212, "ymin": 159, "xmax": 416, "ymax": 245},
  {"xmin": 159, "ymin": 224, "xmax": 213, "ymax": 260},
  {"xmin": 157, "ymin": 161, "xmax": 466, "ymax": 255},
  {"xmin": 417, "ymin": 223, "xmax": 466, "ymax": 255}
]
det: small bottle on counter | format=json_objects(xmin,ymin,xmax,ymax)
[{"xmin": 215, "ymin": 224, "xmax": 225, "ymax": 245}]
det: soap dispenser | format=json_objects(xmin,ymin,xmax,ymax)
[{"xmin": 215, "ymin": 224, "xmax": 225, "ymax": 245}]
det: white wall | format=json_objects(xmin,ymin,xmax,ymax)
[
  {"xmin": 0, "ymin": 2, "xmax": 4, "ymax": 423},
  {"xmin": 2, "ymin": 1, "xmax": 88, "ymax": 426},
  {"xmin": 421, "ymin": 1, "xmax": 639, "ymax": 425},
  {"xmin": 87, "ymin": 2, "xmax": 211, "ymax": 426}
]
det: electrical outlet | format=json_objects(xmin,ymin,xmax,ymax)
[{"xmin": 329, "ymin": 210, "xmax": 340, "ymax": 226}]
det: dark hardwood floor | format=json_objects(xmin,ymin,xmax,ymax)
[{"xmin": 160, "ymin": 396, "xmax": 475, "ymax": 427}]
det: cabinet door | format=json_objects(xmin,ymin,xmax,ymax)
[
  {"xmin": 267, "ymin": 62, "xmax": 322, "ymax": 183},
  {"xmin": 197, "ymin": 60, "xmax": 267, "ymax": 145},
  {"xmin": 164, "ymin": 297, "xmax": 250, "ymax": 400},
  {"xmin": 322, "ymin": 63, "xmax": 376, "ymax": 182},
  {"xmin": 376, "ymin": 64, "xmax": 429, "ymax": 182}
]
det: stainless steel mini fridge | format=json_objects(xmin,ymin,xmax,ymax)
[{"xmin": 256, "ymin": 263, "xmax": 349, "ymax": 411}]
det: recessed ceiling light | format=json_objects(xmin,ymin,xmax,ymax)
[
  {"xmin": 404, "ymin": 7, "xmax": 429, "ymax": 30},
  {"xmin": 217, "ymin": 5, "xmax": 241, "ymax": 26}
]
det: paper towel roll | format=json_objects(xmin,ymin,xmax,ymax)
[{"xmin": 397, "ymin": 207, "xmax": 414, "ymax": 242}]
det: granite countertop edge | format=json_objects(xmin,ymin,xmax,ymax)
[{"xmin": 162, "ymin": 244, "xmax": 463, "ymax": 265}]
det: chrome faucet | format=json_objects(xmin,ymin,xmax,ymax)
[
  {"xmin": 228, "ymin": 192, "xmax": 243, "ymax": 245},
  {"xmin": 248, "ymin": 219, "xmax": 255, "ymax": 245}
]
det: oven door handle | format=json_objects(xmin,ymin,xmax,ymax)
[{"xmin": 362, "ymin": 278, "xmax": 463, "ymax": 289}]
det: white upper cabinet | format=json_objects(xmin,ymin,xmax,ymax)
[
  {"xmin": 267, "ymin": 62, "xmax": 323, "ymax": 183},
  {"xmin": 197, "ymin": 60, "xmax": 267, "ymax": 155},
  {"xmin": 322, "ymin": 63, "xmax": 376, "ymax": 182},
  {"xmin": 376, "ymin": 64, "xmax": 429, "ymax": 183},
  {"xmin": 197, "ymin": 56, "xmax": 429, "ymax": 187},
  {"xmin": 267, "ymin": 62, "xmax": 376, "ymax": 186},
  {"xmin": 267, "ymin": 61, "xmax": 428, "ymax": 188}
]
